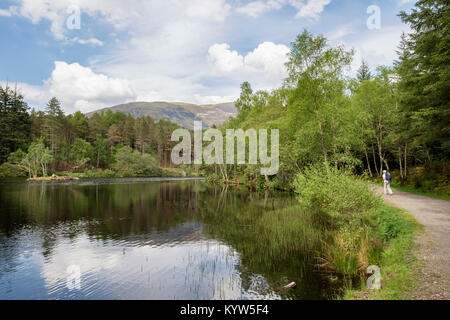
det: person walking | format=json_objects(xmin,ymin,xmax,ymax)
[{"xmin": 382, "ymin": 170, "xmax": 393, "ymax": 195}]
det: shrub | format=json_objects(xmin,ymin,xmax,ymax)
[
  {"xmin": 0, "ymin": 163, "xmax": 27, "ymax": 178},
  {"xmin": 293, "ymin": 165, "xmax": 380, "ymax": 223},
  {"xmin": 205, "ymin": 173, "xmax": 221, "ymax": 184},
  {"xmin": 71, "ymin": 138, "xmax": 94, "ymax": 169},
  {"xmin": 113, "ymin": 146, "xmax": 160, "ymax": 177},
  {"xmin": 81, "ymin": 168, "xmax": 116, "ymax": 178},
  {"xmin": 160, "ymin": 167, "xmax": 184, "ymax": 177}
]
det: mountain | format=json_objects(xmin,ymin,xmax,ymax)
[{"xmin": 86, "ymin": 101, "xmax": 237, "ymax": 129}]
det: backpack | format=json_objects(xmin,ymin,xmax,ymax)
[{"xmin": 386, "ymin": 172, "xmax": 392, "ymax": 181}]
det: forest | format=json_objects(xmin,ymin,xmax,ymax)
[
  {"xmin": 203, "ymin": 0, "xmax": 449, "ymax": 196},
  {"xmin": 0, "ymin": 0, "xmax": 448, "ymax": 195},
  {"xmin": 0, "ymin": 93, "xmax": 185, "ymax": 179}
]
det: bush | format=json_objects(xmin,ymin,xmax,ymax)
[
  {"xmin": 160, "ymin": 167, "xmax": 184, "ymax": 177},
  {"xmin": 80, "ymin": 168, "xmax": 116, "ymax": 178},
  {"xmin": 71, "ymin": 138, "xmax": 94, "ymax": 169},
  {"xmin": 205, "ymin": 173, "xmax": 221, "ymax": 184},
  {"xmin": 293, "ymin": 165, "xmax": 380, "ymax": 223},
  {"xmin": 0, "ymin": 163, "xmax": 27, "ymax": 178},
  {"xmin": 394, "ymin": 162, "xmax": 450, "ymax": 195},
  {"xmin": 113, "ymin": 146, "xmax": 160, "ymax": 177}
]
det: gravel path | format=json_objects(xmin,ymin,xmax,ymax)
[{"xmin": 380, "ymin": 188, "xmax": 450, "ymax": 299}]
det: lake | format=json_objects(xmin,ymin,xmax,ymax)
[{"xmin": 0, "ymin": 178, "xmax": 336, "ymax": 300}]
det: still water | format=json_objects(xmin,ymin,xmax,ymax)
[{"xmin": 0, "ymin": 178, "xmax": 332, "ymax": 300}]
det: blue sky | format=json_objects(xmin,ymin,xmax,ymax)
[{"xmin": 0, "ymin": 0, "xmax": 416, "ymax": 113}]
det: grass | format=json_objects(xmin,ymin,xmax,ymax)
[
  {"xmin": 344, "ymin": 204, "xmax": 422, "ymax": 300},
  {"xmin": 390, "ymin": 182, "xmax": 450, "ymax": 201}
]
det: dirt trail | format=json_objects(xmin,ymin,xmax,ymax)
[{"xmin": 380, "ymin": 188, "xmax": 450, "ymax": 299}]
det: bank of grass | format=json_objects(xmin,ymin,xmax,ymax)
[
  {"xmin": 67, "ymin": 167, "xmax": 199, "ymax": 178},
  {"xmin": 391, "ymin": 181, "xmax": 450, "ymax": 201},
  {"xmin": 343, "ymin": 204, "xmax": 422, "ymax": 300},
  {"xmin": 293, "ymin": 166, "xmax": 423, "ymax": 299}
]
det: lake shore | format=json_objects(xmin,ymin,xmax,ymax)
[{"xmin": 27, "ymin": 175, "xmax": 80, "ymax": 182}]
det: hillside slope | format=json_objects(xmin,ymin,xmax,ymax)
[{"xmin": 86, "ymin": 101, "xmax": 236, "ymax": 129}]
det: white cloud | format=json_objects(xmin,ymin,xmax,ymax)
[
  {"xmin": 46, "ymin": 61, "xmax": 136, "ymax": 112},
  {"xmin": 236, "ymin": 0, "xmax": 332, "ymax": 19},
  {"xmin": 185, "ymin": 0, "xmax": 231, "ymax": 21},
  {"xmin": 398, "ymin": 0, "xmax": 414, "ymax": 5},
  {"xmin": 289, "ymin": 0, "xmax": 331, "ymax": 19},
  {"xmin": 0, "ymin": 81, "xmax": 50, "ymax": 107},
  {"xmin": 7, "ymin": 0, "xmax": 232, "ymax": 40},
  {"xmin": 236, "ymin": 1, "xmax": 283, "ymax": 18},
  {"xmin": 208, "ymin": 44, "xmax": 245, "ymax": 73},
  {"xmin": 208, "ymin": 41, "xmax": 290, "ymax": 88},
  {"xmin": 326, "ymin": 25, "xmax": 358, "ymax": 41},
  {"xmin": 332, "ymin": 25, "xmax": 411, "ymax": 76},
  {"xmin": 71, "ymin": 37, "xmax": 104, "ymax": 46},
  {"xmin": 3, "ymin": 61, "xmax": 136, "ymax": 113},
  {"xmin": 0, "ymin": 6, "xmax": 16, "ymax": 17},
  {"xmin": 245, "ymin": 42, "xmax": 290, "ymax": 76}
]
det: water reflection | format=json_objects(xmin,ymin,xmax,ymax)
[{"xmin": 0, "ymin": 178, "xmax": 330, "ymax": 300}]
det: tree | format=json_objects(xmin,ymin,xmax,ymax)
[
  {"xmin": 68, "ymin": 111, "xmax": 89, "ymax": 140},
  {"xmin": 398, "ymin": 0, "xmax": 450, "ymax": 161},
  {"xmin": 113, "ymin": 146, "xmax": 159, "ymax": 177},
  {"xmin": 235, "ymin": 82, "xmax": 253, "ymax": 115},
  {"xmin": 357, "ymin": 60, "xmax": 372, "ymax": 82},
  {"xmin": 44, "ymin": 97, "xmax": 64, "ymax": 169},
  {"xmin": 93, "ymin": 134, "xmax": 109, "ymax": 168},
  {"xmin": 30, "ymin": 109, "xmax": 45, "ymax": 141},
  {"xmin": 352, "ymin": 72, "xmax": 398, "ymax": 175},
  {"xmin": 70, "ymin": 138, "xmax": 94, "ymax": 169},
  {"xmin": 0, "ymin": 85, "xmax": 31, "ymax": 163},
  {"xmin": 135, "ymin": 117, "xmax": 154, "ymax": 154},
  {"xmin": 55, "ymin": 140, "xmax": 69, "ymax": 165},
  {"xmin": 10, "ymin": 138, "xmax": 52, "ymax": 178},
  {"xmin": 285, "ymin": 30, "xmax": 355, "ymax": 167}
]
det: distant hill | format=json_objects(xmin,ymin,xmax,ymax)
[{"xmin": 86, "ymin": 101, "xmax": 237, "ymax": 129}]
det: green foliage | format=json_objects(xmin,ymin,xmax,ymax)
[
  {"xmin": 113, "ymin": 146, "xmax": 160, "ymax": 177},
  {"xmin": 70, "ymin": 138, "xmax": 94, "ymax": 168},
  {"xmin": 160, "ymin": 167, "xmax": 185, "ymax": 178},
  {"xmin": 12, "ymin": 138, "xmax": 53, "ymax": 178},
  {"xmin": 205, "ymin": 173, "xmax": 221, "ymax": 184},
  {"xmin": 397, "ymin": 0, "xmax": 450, "ymax": 161},
  {"xmin": 55, "ymin": 141, "xmax": 69, "ymax": 164},
  {"xmin": 286, "ymin": 30, "xmax": 355, "ymax": 168},
  {"xmin": 93, "ymin": 134, "xmax": 110, "ymax": 168},
  {"xmin": 0, "ymin": 85, "xmax": 31, "ymax": 163},
  {"xmin": 391, "ymin": 162, "xmax": 450, "ymax": 196},
  {"xmin": 346, "ymin": 205, "xmax": 421, "ymax": 300},
  {"xmin": 375, "ymin": 205, "xmax": 416, "ymax": 241},
  {"xmin": 293, "ymin": 166, "xmax": 380, "ymax": 222},
  {"xmin": 0, "ymin": 162, "xmax": 26, "ymax": 178},
  {"xmin": 78, "ymin": 168, "xmax": 116, "ymax": 178},
  {"xmin": 357, "ymin": 60, "xmax": 372, "ymax": 82}
]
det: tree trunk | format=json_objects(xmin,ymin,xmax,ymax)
[
  {"xmin": 372, "ymin": 145, "xmax": 379, "ymax": 176},
  {"xmin": 404, "ymin": 143, "xmax": 408, "ymax": 179},
  {"xmin": 364, "ymin": 147, "xmax": 373, "ymax": 177},
  {"xmin": 318, "ymin": 121, "xmax": 328, "ymax": 167}
]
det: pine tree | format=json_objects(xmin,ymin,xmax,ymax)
[
  {"xmin": 44, "ymin": 97, "xmax": 64, "ymax": 169},
  {"xmin": 357, "ymin": 60, "xmax": 372, "ymax": 82},
  {"xmin": 0, "ymin": 85, "xmax": 31, "ymax": 163},
  {"xmin": 398, "ymin": 0, "xmax": 450, "ymax": 161}
]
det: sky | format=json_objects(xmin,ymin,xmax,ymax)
[{"xmin": 0, "ymin": 0, "xmax": 417, "ymax": 114}]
